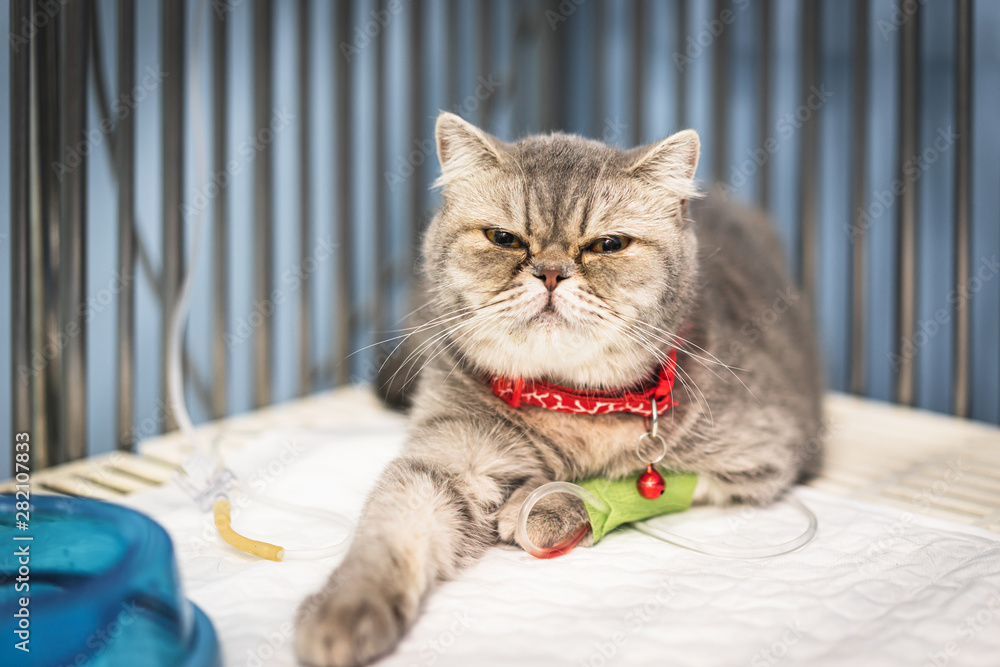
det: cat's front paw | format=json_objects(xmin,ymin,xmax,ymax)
[
  {"xmin": 295, "ymin": 577, "xmax": 414, "ymax": 667},
  {"xmin": 497, "ymin": 481, "xmax": 593, "ymax": 551}
]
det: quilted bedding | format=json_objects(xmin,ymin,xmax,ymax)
[{"xmin": 124, "ymin": 412, "xmax": 1000, "ymax": 667}]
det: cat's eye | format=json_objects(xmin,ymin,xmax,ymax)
[
  {"xmin": 587, "ymin": 236, "xmax": 630, "ymax": 254},
  {"xmin": 485, "ymin": 228, "xmax": 525, "ymax": 249}
]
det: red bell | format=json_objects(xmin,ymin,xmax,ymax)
[{"xmin": 637, "ymin": 464, "xmax": 665, "ymax": 499}]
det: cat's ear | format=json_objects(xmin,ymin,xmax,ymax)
[
  {"xmin": 625, "ymin": 129, "xmax": 701, "ymax": 200},
  {"xmin": 434, "ymin": 112, "xmax": 506, "ymax": 188}
]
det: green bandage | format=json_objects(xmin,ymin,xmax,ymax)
[{"xmin": 577, "ymin": 469, "xmax": 699, "ymax": 543}]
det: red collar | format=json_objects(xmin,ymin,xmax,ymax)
[{"xmin": 490, "ymin": 349, "xmax": 678, "ymax": 418}]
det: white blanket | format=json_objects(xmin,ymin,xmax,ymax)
[{"xmin": 125, "ymin": 420, "xmax": 1000, "ymax": 667}]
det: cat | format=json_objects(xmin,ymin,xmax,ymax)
[{"xmin": 295, "ymin": 112, "xmax": 824, "ymax": 667}]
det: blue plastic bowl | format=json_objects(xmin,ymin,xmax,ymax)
[{"xmin": 1, "ymin": 494, "xmax": 220, "ymax": 667}]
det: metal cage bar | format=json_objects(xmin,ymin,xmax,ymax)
[
  {"xmin": 477, "ymin": 0, "xmax": 493, "ymax": 131},
  {"xmin": 297, "ymin": 0, "xmax": 313, "ymax": 395},
  {"xmin": 374, "ymin": 0, "xmax": 389, "ymax": 347},
  {"xmin": 712, "ymin": 0, "xmax": 730, "ymax": 184},
  {"xmin": 334, "ymin": 1, "xmax": 354, "ymax": 386},
  {"xmin": 116, "ymin": 0, "xmax": 136, "ymax": 449},
  {"xmin": 33, "ymin": 0, "xmax": 60, "ymax": 465},
  {"xmin": 589, "ymin": 0, "xmax": 605, "ymax": 139},
  {"xmin": 252, "ymin": 0, "xmax": 275, "ymax": 408},
  {"xmin": 161, "ymin": 0, "xmax": 185, "ymax": 430},
  {"xmin": 408, "ymin": 0, "xmax": 426, "ymax": 278},
  {"xmin": 798, "ymin": 0, "xmax": 820, "ymax": 298},
  {"xmin": 676, "ymin": 0, "xmax": 688, "ymax": 129},
  {"xmin": 952, "ymin": 0, "xmax": 972, "ymax": 417},
  {"xmin": 632, "ymin": 0, "xmax": 645, "ymax": 144},
  {"xmin": 58, "ymin": 0, "xmax": 90, "ymax": 462},
  {"xmin": 849, "ymin": 0, "xmax": 870, "ymax": 396},
  {"xmin": 212, "ymin": 1, "xmax": 229, "ymax": 416},
  {"xmin": 758, "ymin": 0, "xmax": 772, "ymax": 210},
  {"xmin": 895, "ymin": 2, "xmax": 921, "ymax": 406},
  {"xmin": 11, "ymin": 0, "xmax": 33, "ymax": 470}
]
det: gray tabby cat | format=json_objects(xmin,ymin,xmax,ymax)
[{"xmin": 295, "ymin": 112, "xmax": 823, "ymax": 666}]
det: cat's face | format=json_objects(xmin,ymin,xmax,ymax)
[{"xmin": 423, "ymin": 113, "xmax": 701, "ymax": 389}]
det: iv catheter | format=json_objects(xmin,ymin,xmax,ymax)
[{"xmin": 166, "ymin": 0, "xmax": 352, "ymax": 562}]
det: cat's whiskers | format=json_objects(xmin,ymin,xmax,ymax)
[
  {"xmin": 348, "ymin": 305, "xmax": 480, "ymax": 364},
  {"xmin": 376, "ymin": 290, "xmax": 520, "ymax": 377},
  {"xmin": 611, "ymin": 323, "xmax": 714, "ymax": 423},
  {"xmin": 385, "ymin": 294, "xmax": 521, "ymax": 392},
  {"xmin": 401, "ymin": 310, "xmax": 510, "ymax": 392},
  {"xmin": 611, "ymin": 312, "xmax": 761, "ymax": 406}
]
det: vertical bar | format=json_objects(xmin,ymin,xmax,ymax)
[
  {"xmin": 711, "ymin": 0, "xmax": 729, "ymax": 184},
  {"xmin": 758, "ymin": 0, "xmax": 772, "ymax": 210},
  {"xmin": 408, "ymin": 0, "xmax": 425, "ymax": 269},
  {"xmin": 212, "ymin": 0, "xmax": 229, "ymax": 415},
  {"xmin": 537, "ymin": 0, "xmax": 560, "ymax": 134},
  {"xmin": 116, "ymin": 0, "xmax": 136, "ymax": 448},
  {"xmin": 11, "ymin": 0, "xmax": 34, "ymax": 469},
  {"xmin": 477, "ymin": 0, "xmax": 493, "ymax": 130},
  {"xmin": 895, "ymin": 1, "xmax": 920, "ymax": 406},
  {"xmin": 952, "ymin": 0, "xmax": 972, "ymax": 416},
  {"xmin": 253, "ymin": 0, "xmax": 274, "ymax": 407},
  {"xmin": 632, "ymin": 0, "xmax": 645, "ymax": 145},
  {"xmin": 676, "ymin": 0, "xmax": 688, "ymax": 129},
  {"xmin": 59, "ymin": 0, "xmax": 90, "ymax": 461},
  {"xmin": 161, "ymin": 0, "xmax": 185, "ymax": 429},
  {"xmin": 33, "ymin": 0, "xmax": 60, "ymax": 466},
  {"xmin": 334, "ymin": 0, "xmax": 354, "ymax": 386},
  {"xmin": 798, "ymin": 0, "xmax": 820, "ymax": 298},
  {"xmin": 850, "ymin": 0, "xmax": 870, "ymax": 397},
  {"xmin": 297, "ymin": 0, "xmax": 312, "ymax": 395},
  {"xmin": 590, "ymin": 0, "xmax": 605, "ymax": 139},
  {"xmin": 373, "ymin": 0, "xmax": 388, "ymax": 346},
  {"xmin": 447, "ymin": 0, "xmax": 459, "ymax": 108}
]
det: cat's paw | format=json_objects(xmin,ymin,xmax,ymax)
[
  {"xmin": 496, "ymin": 481, "xmax": 593, "ymax": 551},
  {"xmin": 295, "ymin": 578, "xmax": 414, "ymax": 667}
]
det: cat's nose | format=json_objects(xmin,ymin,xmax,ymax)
[{"xmin": 535, "ymin": 269, "xmax": 566, "ymax": 292}]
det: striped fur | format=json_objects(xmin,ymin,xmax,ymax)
[{"xmin": 295, "ymin": 113, "xmax": 824, "ymax": 666}]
